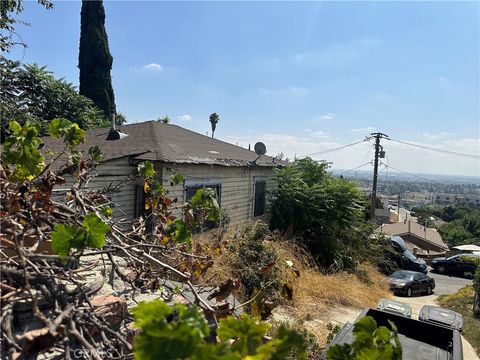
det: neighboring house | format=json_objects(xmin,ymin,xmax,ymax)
[
  {"xmin": 43, "ymin": 120, "xmax": 284, "ymax": 225},
  {"xmin": 376, "ymin": 220, "xmax": 449, "ymax": 258},
  {"xmin": 434, "ymin": 193, "xmax": 480, "ymax": 206}
]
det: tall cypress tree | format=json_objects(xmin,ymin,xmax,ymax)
[{"xmin": 78, "ymin": 0, "xmax": 116, "ymax": 118}]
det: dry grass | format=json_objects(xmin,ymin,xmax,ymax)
[{"xmin": 195, "ymin": 224, "xmax": 392, "ymax": 353}]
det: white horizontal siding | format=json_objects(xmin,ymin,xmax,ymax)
[
  {"xmin": 52, "ymin": 157, "xmax": 139, "ymax": 221},
  {"xmin": 162, "ymin": 164, "xmax": 278, "ymax": 224}
]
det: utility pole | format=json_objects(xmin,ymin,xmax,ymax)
[{"xmin": 370, "ymin": 132, "xmax": 389, "ymax": 221}]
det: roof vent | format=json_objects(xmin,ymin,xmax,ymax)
[{"xmin": 106, "ymin": 111, "xmax": 128, "ymax": 140}]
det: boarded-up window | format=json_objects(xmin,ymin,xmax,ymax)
[
  {"xmin": 253, "ymin": 179, "xmax": 266, "ymax": 217},
  {"xmin": 134, "ymin": 185, "xmax": 146, "ymax": 218},
  {"xmin": 185, "ymin": 183, "xmax": 221, "ymax": 205}
]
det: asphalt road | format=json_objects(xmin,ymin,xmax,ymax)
[{"xmin": 428, "ymin": 270, "xmax": 473, "ymax": 295}]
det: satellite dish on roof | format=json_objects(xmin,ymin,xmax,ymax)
[{"xmin": 254, "ymin": 142, "xmax": 266, "ymax": 156}]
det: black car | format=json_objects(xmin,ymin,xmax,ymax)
[
  {"xmin": 388, "ymin": 270, "xmax": 435, "ymax": 297},
  {"xmin": 431, "ymin": 253, "xmax": 480, "ymax": 277},
  {"xmin": 390, "ymin": 236, "xmax": 428, "ymax": 274}
]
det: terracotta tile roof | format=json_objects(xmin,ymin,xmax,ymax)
[
  {"xmin": 376, "ymin": 221, "xmax": 449, "ymax": 251},
  {"xmin": 42, "ymin": 120, "xmax": 284, "ymax": 167}
]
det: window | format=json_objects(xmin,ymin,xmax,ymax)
[
  {"xmin": 134, "ymin": 184, "xmax": 146, "ymax": 218},
  {"xmin": 185, "ymin": 183, "xmax": 221, "ymax": 205},
  {"xmin": 253, "ymin": 178, "xmax": 266, "ymax": 217}
]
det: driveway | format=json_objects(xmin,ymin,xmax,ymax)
[{"xmin": 428, "ymin": 270, "xmax": 473, "ymax": 295}]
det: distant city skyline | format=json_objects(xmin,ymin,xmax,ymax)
[{"xmin": 9, "ymin": 1, "xmax": 480, "ymax": 176}]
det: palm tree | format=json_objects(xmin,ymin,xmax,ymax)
[{"xmin": 209, "ymin": 113, "xmax": 219, "ymax": 138}]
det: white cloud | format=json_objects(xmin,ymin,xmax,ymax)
[
  {"xmin": 143, "ymin": 63, "xmax": 163, "ymax": 71},
  {"xmin": 288, "ymin": 86, "xmax": 310, "ymax": 95},
  {"xmin": 176, "ymin": 114, "xmax": 192, "ymax": 122},
  {"xmin": 258, "ymin": 86, "xmax": 309, "ymax": 96},
  {"xmin": 312, "ymin": 131, "xmax": 330, "ymax": 138},
  {"xmin": 288, "ymin": 37, "xmax": 382, "ymax": 67},
  {"xmin": 320, "ymin": 113, "xmax": 335, "ymax": 121},
  {"xmin": 350, "ymin": 127, "xmax": 376, "ymax": 133},
  {"xmin": 421, "ymin": 132, "xmax": 454, "ymax": 141},
  {"xmin": 220, "ymin": 131, "xmax": 479, "ymax": 177}
]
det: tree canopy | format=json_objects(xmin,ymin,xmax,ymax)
[
  {"xmin": 209, "ymin": 112, "xmax": 219, "ymax": 138},
  {"xmin": 0, "ymin": 56, "xmax": 107, "ymax": 142},
  {"xmin": 78, "ymin": 0, "xmax": 116, "ymax": 118},
  {"xmin": 0, "ymin": 0, "xmax": 53, "ymax": 52},
  {"xmin": 268, "ymin": 158, "xmax": 370, "ymax": 269}
]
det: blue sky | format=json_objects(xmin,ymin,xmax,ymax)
[{"xmin": 9, "ymin": 1, "xmax": 480, "ymax": 176}]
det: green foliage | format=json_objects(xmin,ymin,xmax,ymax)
[
  {"xmin": 326, "ymin": 316, "xmax": 402, "ymax": 360},
  {"xmin": 51, "ymin": 212, "xmax": 110, "ymax": 257},
  {"xmin": 79, "ymin": 0, "xmax": 116, "ymax": 118},
  {"xmin": 137, "ymin": 161, "xmax": 156, "ymax": 178},
  {"xmin": 2, "ymin": 121, "xmax": 44, "ymax": 181},
  {"xmin": 132, "ymin": 300, "xmax": 209, "ymax": 360},
  {"xmin": 165, "ymin": 219, "xmax": 192, "ymax": 244},
  {"xmin": 209, "ymin": 112, "xmax": 220, "ymax": 138},
  {"xmin": 132, "ymin": 300, "xmax": 306, "ymax": 360},
  {"xmin": 0, "ymin": 58, "xmax": 107, "ymax": 141},
  {"xmin": 169, "ymin": 172, "xmax": 184, "ymax": 186},
  {"xmin": 438, "ymin": 286, "xmax": 480, "ymax": 348},
  {"xmin": 436, "ymin": 205, "xmax": 480, "ymax": 247},
  {"xmin": 0, "ymin": 0, "xmax": 53, "ymax": 52},
  {"xmin": 268, "ymin": 158, "xmax": 367, "ymax": 269},
  {"xmin": 189, "ymin": 187, "xmax": 221, "ymax": 222},
  {"xmin": 48, "ymin": 118, "xmax": 85, "ymax": 148},
  {"xmin": 88, "ymin": 145, "xmax": 103, "ymax": 162},
  {"xmin": 228, "ymin": 222, "xmax": 281, "ymax": 312},
  {"xmin": 158, "ymin": 115, "xmax": 170, "ymax": 124}
]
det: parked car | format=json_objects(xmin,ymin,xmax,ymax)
[
  {"xmin": 431, "ymin": 253, "xmax": 480, "ymax": 277},
  {"xmin": 388, "ymin": 270, "xmax": 435, "ymax": 297},
  {"xmin": 390, "ymin": 236, "xmax": 428, "ymax": 273}
]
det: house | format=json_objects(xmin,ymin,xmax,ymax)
[
  {"xmin": 376, "ymin": 220, "xmax": 449, "ymax": 258},
  {"xmin": 42, "ymin": 120, "xmax": 284, "ymax": 225}
]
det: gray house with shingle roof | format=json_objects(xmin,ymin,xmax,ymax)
[
  {"xmin": 43, "ymin": 120, "xmax": 283, "ymax": 225},
  {"xmin": 376, "ymin": 220, "xmax": 449, "ymax": 258}
]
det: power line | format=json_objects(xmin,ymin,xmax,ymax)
[
  {"xmin": 387, "ymin": 138, "xmax": 479, "ymax": 160},
  {"xmin": 339, "ymin": 161, "xmax": 372, "ymax": 176},
  {"xmin": 380, "ymin": 162, "xmax": 436, "ymax": 184},
  {"xmin": 302, "ymin": 139, "xmax": 368, "ymax": 158}
]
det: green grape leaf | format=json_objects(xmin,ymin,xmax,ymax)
[
  {"xmin": 48, "ymin": 118, "xmax": 72, "ymax": 139},
  {"xmin": 82, "ymin": 213, "xmax": 109, "ymax": 248},
  {"xmin": 169, "ymin": 172, "xmax": 184, "ymax": 186},
  {"xmin": 69, "ymin": 150, "xmax": 82, "ymax": 165},
  {"xmin": 2, "ymin": 122, "xmax": 45, "ymax": 181},
  {"xmin": 8, "ymin": 121, "xmax": 22, "ymax": 133},
  {"xmin": 51, "ymin": 224, "xmax": 83, "ymax": 257},
  {"xmin": 132, "ymin": 300, "xmax": 209, "ymax": 360},
  {"xmin": 100, "ymin": 206, "xmax": 112, "ymax": 219},
  {"xmin": 65, "ymin": 123, "xmax": 85, "ymax": 147},
  {"xmin": 138, "ymin": 161, "xmax": 155, "ymax": 178},
  {"xmin": 88, "ymin": 145, "xmax": 103, "ymax": 162},
  {"xmin": 150, "ymin": 179, "xmax": 164, "ymax": 195},
  {"xmin": 218, "ymin": 314, "xmax": 270, "ymax": 356},
  {"xmin": 268, "ymin": 325, "xmax": 306, "ymax": 360},
  {"xmin": 165, "ymin": 219, "xmax": 191, "ymax": 244}
]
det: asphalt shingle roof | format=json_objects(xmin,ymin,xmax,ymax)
[
  {"xmin": 377, "ymin": 221, "xmax": 449, "ymax": 250},
  {"xmin": 42, "ymin": 120, "xmax": 284, "ymax": 167}
]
